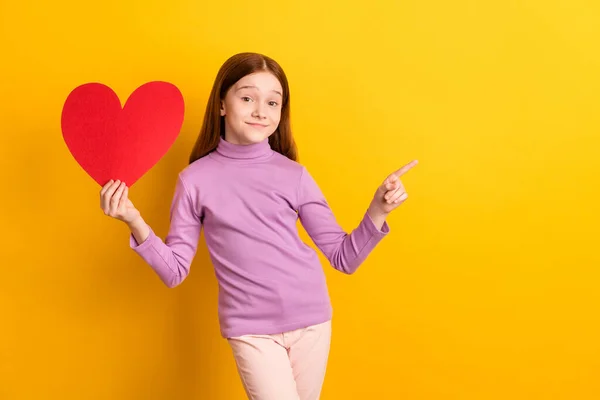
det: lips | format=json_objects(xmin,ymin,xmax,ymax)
[{"xmin": 246, "ymin": 122, "xmax": 268, "ymax": 128}]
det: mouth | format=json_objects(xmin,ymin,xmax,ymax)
[{"xmin": 246, "ymin": 122, "xmax": 269, "ymax": 128}]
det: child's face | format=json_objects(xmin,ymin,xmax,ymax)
[{"xmin": 221, "ymin": 71, "xmax": 283, "ymax": 145}]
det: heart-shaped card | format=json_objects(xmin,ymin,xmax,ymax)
[{"xmin": 61, "ymin": 81, "xmax": 185, "ymax": 186}]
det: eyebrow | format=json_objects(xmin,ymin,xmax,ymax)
[{"xmin": 236, "ymin": 85, "xmax": 282, "ymax": 97}]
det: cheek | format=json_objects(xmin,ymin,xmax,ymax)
[
  {"xmin": 226, "ymin": 106, "xmax": 245, "ymax": 122},
  {"xmin": 271, "ymin": 109, "xmax": 282, "ymax": 123}
]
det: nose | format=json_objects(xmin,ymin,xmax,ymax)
[{"xmin": 251, "ymin": 102, "xmax": 267, "ymax": 119}]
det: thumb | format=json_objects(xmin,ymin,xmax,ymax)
[{"xmin": 378, "ymin": 179, "xmax": 394, "ymax": 195}]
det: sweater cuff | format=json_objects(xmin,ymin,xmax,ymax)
[
  {"xmin": 129, "ymin": 225, "xmax": 156, "ymax": 251},
  {"xmin": 363, "ymin": 210, "xmax": 391, "ymax": 236}
]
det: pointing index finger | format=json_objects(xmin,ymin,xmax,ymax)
[{"xmin": 393, "ymin": 160, "xmax": 418, "ymax": 178}]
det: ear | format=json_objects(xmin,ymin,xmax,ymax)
[{"xmin": 220, "ymin": 100, "xmax": 226, "ymax": 116}]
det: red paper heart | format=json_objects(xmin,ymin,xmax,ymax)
[{"xmin": 61, "ymin": 81, "xmax": 184, "ymax": 187}]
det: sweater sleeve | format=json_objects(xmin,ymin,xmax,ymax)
[
  {"xmin": 297, "ymin": 166, "xmax": 390, "ymax": 274},
  {"xmin": 129, "ymin": 174, "xmax": 202, "ymax": 287}
]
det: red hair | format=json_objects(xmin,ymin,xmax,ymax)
[{"xmin": 189, "ymin": 52, "xmax": 297, "ymax": 164}]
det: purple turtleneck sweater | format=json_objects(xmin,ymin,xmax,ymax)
[{"xmin": 130, "ymin": 137, "xmax": 390, "ymax": 338}]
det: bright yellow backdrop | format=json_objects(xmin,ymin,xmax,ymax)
[{"xmin": 1, "ymin": 0, "xmax": 599, "ymax": 399}]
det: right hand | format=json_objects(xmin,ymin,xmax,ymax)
[{"xmin": 100, "ymin": 179, "xmax": 141, "ymax": 225}]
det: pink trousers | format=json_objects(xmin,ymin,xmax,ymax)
[{"xmin": 227, "ymin": 320, "xmax": 332, "ymax": 400}]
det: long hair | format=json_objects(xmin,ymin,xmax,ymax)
[{"xmin": 189, "ymin": 52, "xmax": 297, "ymax": 164}]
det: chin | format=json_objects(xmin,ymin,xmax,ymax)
[{"xmin": 241, "ymin": 129, "xmax": 272, "ymax": 143}]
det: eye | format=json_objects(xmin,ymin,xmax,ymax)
[
  {"xmin": 241, "ymin": 96, "xmax": 252, "ymax": 102},
  {"xmin": 269, "ymin": 101, "xmax": 279, "ymax": 107}
]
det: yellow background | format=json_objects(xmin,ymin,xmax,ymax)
[{"xmin": 1, "ymin": 0, "xmax": 599, "ymax": 398}]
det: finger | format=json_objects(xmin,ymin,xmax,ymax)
[
  {"xmin": 384, "ymin": 179, "xmax": 401, "ymax": 190},
  {"xmin": 394, "ymin": 192, "xmax": 409, "ymax": 203},
  {"xmin": 382, "ymin": 178, "xmax": 401, "ymax": 193},
  {"xmin": 103, "ymin": 179, "xmax": 121, "ymax": 200},
  {"xmin": 384, "ymin": 189, "xmax": 395, "ymax": 201},
  {"xmin": 102, "ymin": 180, "xmax": 121, "ymax": 213},
  {"xmin": 390, "ymin": 160, "xmax": 419, "ymax": 181},
  {"xmin": 100, "ymin": 180, "xmax": 115, "ymax": 209},
  {"xmin": 389, "ymin": 190, "xmax": 407, "ymax": 204},
  {"xmin": 109, "ymin": 182, "xmax": 126, "ymax": 215},
  {"xmin": 384, "ymin": 181, "xmax": 405, "ymax": 199},
  {"xmin": 396, "ymin": 192, "xmax": 409, "ymax": 203},
  {"xmin": 384, "ymin": 185, "xmax": 400, "ymax": 201},
  {"xmin": 100, "ymin": 179, "xmax": 114, "ymax": 196},
  {"xmin": 117, "ymin": 186, "xmax": 129, "ymax": 211},
  {"xmin": 384, "ymin": 175, "xmax": 396, "ymax": 187}
]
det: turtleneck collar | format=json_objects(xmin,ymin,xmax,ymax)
[{"xmin": 213, "ymin": 136, "xmax": 274, "ymax": 162}]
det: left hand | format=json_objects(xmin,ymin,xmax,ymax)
[{"xmin": 370, "ymin": 160, "xmax": 419, "ymax": 215}]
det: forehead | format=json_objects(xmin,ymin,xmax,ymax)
[{"xmin": 235, "ymin": 71, "xmax": 283, "ymax": 92}]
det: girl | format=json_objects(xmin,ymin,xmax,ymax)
[{"xmin": 100, "ymin": 52, "xmax": 417, "ymax": 400}]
